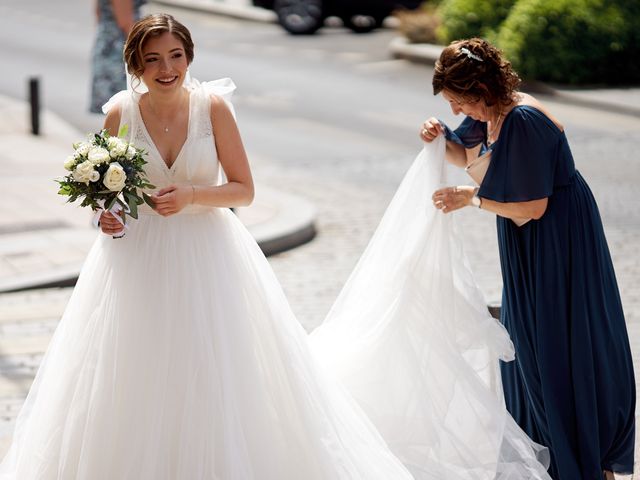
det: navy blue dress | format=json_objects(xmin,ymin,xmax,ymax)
[{"xmin": 444, "ymin": 106, "xmax": 635, "ymax": 479}]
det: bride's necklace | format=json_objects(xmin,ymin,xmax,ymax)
[
  {"xmin": 146, "ymin": 94, "xmax": 186, "ymax": 133},
  {"xmin": 487, "ymin": 111, "xmax": 503, "ymax": 145}
]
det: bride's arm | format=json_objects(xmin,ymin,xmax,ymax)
[
  {"xmin": 103, "ymin": 104, "xmax": 121, "ymax": 137},
  {"xmin": 195, "ymin": 95, "xmax": 254, "ymax": 207},
  {"xmin": 152, "ymin": 95, "xmax": 254, "ymax": 216}
]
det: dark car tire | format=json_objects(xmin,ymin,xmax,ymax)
[
  {"xmin": 342, "ymin": 13, "xmax": 386, "ymax": 34},
  {"xmin": 274, "ymin": 0, "xmax": 324, "ymax": 35}
]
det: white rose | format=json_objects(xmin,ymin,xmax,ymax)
[
  {"xmin": 107, "ymin": 137, "xmax": 128, "ymax": 158},
  {"xmin": 74, "ymin": 142, "xmax": 91, "ymax": 157},
  {"xmin": 64, "ymin": 155, "xmax": 77, "ymax": 171},
  {"xmin": 103, "ymin": 162, "xmax": 127, "ymax": 192},
  {"xmin": 72, "ymin": 160, "xmax": 96, "ymax": 184},
  {"xmin": 125, "ymin": 145, "xmax": 137, "ymax": 160},
  {"xmin": 88, "ymin": 146, "xmax": 110, "ymax": 165}
]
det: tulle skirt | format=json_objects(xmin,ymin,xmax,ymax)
[{"xmin": 0, "ymin": 208, "xmax": 413, "ymax": 479}]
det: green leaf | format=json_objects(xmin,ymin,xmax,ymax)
[
  {"xmin": 57, "ymin": 185, "xmax": 72, "ymax": 195},
  {"xmin": 127, "ymin": 197, "xmax": 139, "ymax": 219},
  {"xmin": 142, "ymin": 192, "xmax": 155, "ymax": 208},
  {"xmin": 105, "ymin": 196, "xmax": 117, "ymax": 211},
  {"xmin": 118, "ymin": 124, "xmax": 129, "ymax": 139}
]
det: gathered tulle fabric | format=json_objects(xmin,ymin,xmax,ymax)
[
  {"xmin": 0, "ymin": 209, "xmax": 420, "ymax": 479},
  {"xmin": 311, "ymin": 136, "xmax": 551, "ymax": 479}
]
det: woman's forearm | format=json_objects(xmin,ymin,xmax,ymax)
[
  {"xmin": 445, "ymin": 141, "xmax": 467, "ymax": 168},
  {"xmin": 479, "ymin": 196, "xmax": 548, "ymax": 220},
  {"xmin": 192, "ymin": 181, "xmax": 254, "ymax": 208},
  {"xmin": 433, "ymin": 185, "xmax": 548, "ymax": 221},
  {"xmin": 110, "ymin": 0, "xmax": 135, "ymax": 33}
]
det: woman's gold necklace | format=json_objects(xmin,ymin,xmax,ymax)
[{"xmin": 487, "ymin": 111, "xmax": 503, "ymax": 145}]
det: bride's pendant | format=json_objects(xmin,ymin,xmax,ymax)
[{"xmin": 164, "ymin": 126, "xmax": 169, "ymax": 133}]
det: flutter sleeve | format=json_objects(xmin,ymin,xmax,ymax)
[
  {"xmin": 441, "ymin": 116, "xmax": 486, "ymax": 148},
  {"xmin": 478, "ymin": 107, "xmax": 558, "ymax": 202},
  {"xmin": 101, "ymin": 90, "xmax": 131, "ymax": 115},
  {"xmin": 196, "ymin": 77, "xmax": 237, "ymax": 119}
]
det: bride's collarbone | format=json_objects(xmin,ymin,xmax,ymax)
[{"xmin": 140, "ymin": 103, "xmax": 189, "ymax": 166}]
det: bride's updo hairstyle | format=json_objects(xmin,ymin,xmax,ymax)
[
  {"xmin": 432, "ymin": 38, "xmax": 521, "ymax": 108},
  {"xmin": 124, "ymin": 13, "xmax": 195, "ymax": 83}
]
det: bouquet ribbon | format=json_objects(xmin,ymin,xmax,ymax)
[{"xmin": 93, "ymin": 198, "xmax": 130, "ymax": 239}]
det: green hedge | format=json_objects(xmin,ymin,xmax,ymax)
[
  {"xmin": 433, "ymin": 0, "xmax": 639, "ymax": 84},
  {"xmin": 436, "ymin": 0, "xmax": 517, "ymax": 43},
  {"xmin": 496, "ymin": 0, "xmax": 640, "ymax": 85}
]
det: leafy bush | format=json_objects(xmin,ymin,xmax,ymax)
[
  {"xmin": 436, "ymin": 0, "xmax": 516, "ymax": 43},
  {"xmin": 496, "ymin": 0, "xmax": 640, "ymax": 85},
  {"xmin": 395, "ymin": 4, "xmax": 441, "ymax": 44}
]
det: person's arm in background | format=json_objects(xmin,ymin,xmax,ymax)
[{"xmin": 111, "ymin": 0, "xmax": 136, "ymax": 34}]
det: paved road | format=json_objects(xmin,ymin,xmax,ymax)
[{"xmin": 1, "ymin": 0, "xmax": 639, "ymax": 471}]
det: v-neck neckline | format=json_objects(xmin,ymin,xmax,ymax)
[{"xmin": 136, "ymin": 91, "xmax": 192, "ymax": 172}]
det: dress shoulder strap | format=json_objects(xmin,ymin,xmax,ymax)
[
  {"xmin": 101, "ymin": 90, "xmax": 144, "ymax": 144},
  {"xmin": 189, "ymin": 85, "xmax": 214, "ymax": 140}
]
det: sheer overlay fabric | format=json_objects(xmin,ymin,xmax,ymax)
[{"xmin": 311, "ymin": 137, "xmax": 551, "ymax": 479}]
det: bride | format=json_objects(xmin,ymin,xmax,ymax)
[{"xmin": 0, "ymin": 13, "xmax": 550, "ymax": 479}]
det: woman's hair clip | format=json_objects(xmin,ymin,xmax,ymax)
[{"xmin": 460, "ymin": 47, "xmax": 483, "ymax": 62}]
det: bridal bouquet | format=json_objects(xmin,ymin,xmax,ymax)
[{"xmin": 57, "ymin": 126, "xmax": 155, "ymax": 233}]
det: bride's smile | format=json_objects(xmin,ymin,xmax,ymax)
[{"xmin": 141, "ymin": 32, "xmax": 188, "ymax": 92}]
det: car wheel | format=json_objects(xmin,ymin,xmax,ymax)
[
  {"xmin": 342, "ymin": 13, "xmax": 385, "ymax": 34},
  {"xmin": 274, "ymin": 0, "xmax": 324, "ymax": 35}
]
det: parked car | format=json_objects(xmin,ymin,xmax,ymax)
[{"xmin": 253, "ymin": 0, "xmax": 422, "ymax": 35}]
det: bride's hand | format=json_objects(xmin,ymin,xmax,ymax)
[
  {"xmin": 99, "ymin": 211, "xmax": 125, "ymax": 236},
  {"xmin": 420, "ymin": 117, "xmax": 444, "ymax": 143},
  {"xmin": 152, "ymin": 184, "xmax": 194, "ymax": 217},
  {"xmin": 432, "ymin": 186, "xmax": 476, "ymax": 213}
]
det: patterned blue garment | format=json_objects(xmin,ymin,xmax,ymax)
[
  {"xmin": 90, "ymin": 0, "xmax": 145, "ymax": 113},
  {"xmin": 446, "ymin": 106, "xmax": 635, "ymax": 479}
]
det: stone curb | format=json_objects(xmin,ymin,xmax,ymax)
[{"xmin": 389, "ymin": 37, "xmax": 640, "ymax": 119}]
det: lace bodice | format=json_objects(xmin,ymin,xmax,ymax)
[{"xmin": 104, "ymin": 78, "xmax": 237, "ymax": 214}]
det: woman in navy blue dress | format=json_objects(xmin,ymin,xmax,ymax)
[{"xmin": 420, "ymin": 37, "xmax": 635, "ymax": 480}]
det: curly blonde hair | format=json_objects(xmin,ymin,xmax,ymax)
[{"xmin": 432, "ymin": 38, "xmax": 521, "ymax": 107}]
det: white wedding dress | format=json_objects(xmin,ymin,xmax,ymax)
[{"xmin": 0, "ymin": 78, "xmax": 550, "ymax": 479}]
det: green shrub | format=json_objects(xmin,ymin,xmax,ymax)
[
  {"xmin": 436, "ymin": 0, "xmax": 517, "ymax": 43},
  {"xmin": 496, "ymin": 0, "xmax": 640, "ymax": 85},
  {"xmin": 395, "ymin": 4, "xmax": 441, "ymax": 44}
]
